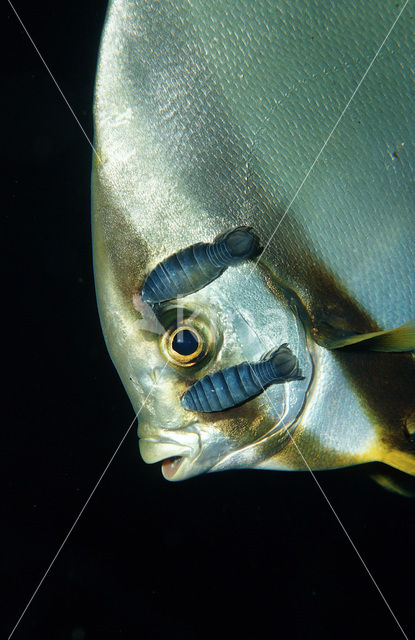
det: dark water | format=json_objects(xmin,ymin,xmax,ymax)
[{"xmin": 3, "ymin": 2, "xmax": 414, "ymax": 639}]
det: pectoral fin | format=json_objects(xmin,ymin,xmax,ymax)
[{"xmin": 327, "ymin": 318, "xmax": 415, "ymax": 352}]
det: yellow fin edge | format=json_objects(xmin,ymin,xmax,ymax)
[
  {"xmin": 369, "ymin": 470, "xmax": 415, "ymax": 497},
  {"xmin": 328, "ymin": 318, "xmax": 415, "ymax": 352}
]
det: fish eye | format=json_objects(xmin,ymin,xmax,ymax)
[
  {"xmin": 159, "ymin": 306, "xmax": 219, "ymax": 370},
  {"xmin": 162, "ymin": 323, "xmax": 207, "ymax": 367},
  {"xmin": 169, "ymin": 326, "xmax": 203, "ymax": 363}
]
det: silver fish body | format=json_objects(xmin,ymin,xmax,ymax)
[{"xmin": 92, "ymin": 0, "xmax": 415, "ymax": 485}]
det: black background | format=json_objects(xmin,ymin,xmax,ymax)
[{"xmin": 3, "ymin": 2, "xmax": 414, "ymax": 639}]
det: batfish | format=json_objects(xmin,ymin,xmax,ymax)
[{"xmin": 92, "ymin": 0, "xmax": 415, "ymax": 491}]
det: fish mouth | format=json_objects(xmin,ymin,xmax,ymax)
[
  {"xmin": 138, "ymin": 427, "xmax": 201, "ymax": 480},
  {"xmin": 161, "ymin": 456, "xmax": 185, "ymax": 479}
]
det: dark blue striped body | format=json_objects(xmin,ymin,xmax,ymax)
[
  {"xmin": 181, "ymin": 345, "xmax": 303, "ymax": 413},
  {"xmin": 141, "ymin": 226, "xmax": 261, "ymax": 303}
]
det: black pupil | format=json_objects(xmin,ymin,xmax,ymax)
[{"xmin": 172, "ymin": 329, "xmax": 199, "ymax": 356}]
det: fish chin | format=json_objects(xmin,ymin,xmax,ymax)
[{"xmin": 161, "ymin": 457, "xmax": 184, "ymax": 480}]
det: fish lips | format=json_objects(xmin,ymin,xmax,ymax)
[{"xmin": 138, "ymin": 425, "xmax": 203, "ymax": 481}]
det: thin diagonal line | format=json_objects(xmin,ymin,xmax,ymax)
[
  {"xmin": 240, "ymin": 7, "xmax": 410, "ymax": 637},
  {"xmin": 7, "ymin": 361, "xmax": 169, "ymax": 640},
  {"xmin": 212, "ymin": 276, "xmax": 408, "ymax": 638},
  {"xmin": 239, "ymin": 3, "xmax": 410, "ymax": 627},
  {"xmin": 244, "ymin": 360, "xmax": 409, "ymax": 639},
  {"xmin": 240, "ymin": 4, "xmax": 411, "ymax": 631},
  {"xmin": 7, "ymin": 0, "xmax": 101, "ymax": 162},
  {"xmin": 5, "ymin": 3, "xmax": 162, "ymax": 636},
  {"xmin": 248, "ymin": 0, "xmax": 409, "ymax": 277}
]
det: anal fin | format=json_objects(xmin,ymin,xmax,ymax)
[{"xmin": 369, "ymin": 465, "xmax": 415, "ymax": 498}]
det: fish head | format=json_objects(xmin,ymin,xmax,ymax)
[{"xmin": 93, "ymin": 177, "xmax": 313, "ymax": 480}]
